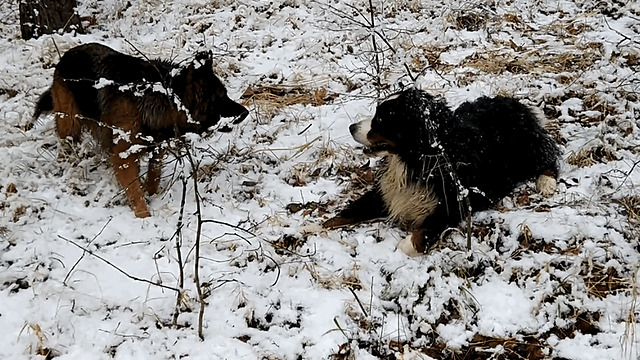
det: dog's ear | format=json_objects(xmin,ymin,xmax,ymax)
[{"xmin": 194, "ymin": 50, "xmax": 213, "ymax": 67}]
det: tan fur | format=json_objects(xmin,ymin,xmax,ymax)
[
  {"xmin": 51, "ymin": 78, "xmax": 82, "ymax": 142},
  {"xmin": 100, "ymin": 97, "xmax": 150, "ymax": 218},
  {"xmin": 379, "ymin": 155, "xmax": 439, "ymax": 229}
]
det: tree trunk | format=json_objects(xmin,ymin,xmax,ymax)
[{"xmin": 19, "ymin": 0, "xmax": 84, "ymax": 40}]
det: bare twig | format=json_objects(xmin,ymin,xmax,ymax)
[
  {"xmin": 614, "ymin": 159, "xmax": 640, "ymax": 192},
  {"xmin": 200, "ymin": 219, "xmax": 257, "ymax": 238},
  {"xmin": 323, "ymin": 0, "xmax": 416, "ymax": 87},
  {"xmin": 51, "ymin": 38, "xmax": 61, "ymax": 58},
  {"xmin": 256, "ymin": 246, "xmax": 282, "ymax": 287},
  {"xmin": 466, "ymin": 198, "xmax": 472, "ymax": 250},
  {"xmin": 124, "ymin": 39, "xmax": 152, "ymax": 62},
  {"xmin": 63, "ymin": 217, "xmax": 113, "ymax": 285},
  {"xmin": 184, "ymin": 147, "xmax": 206, "ymax": 340},
  {"xmin": 172, "ymin": 176, "xmax": 188, "ymax": 327},
  {"xmin": 59, "ymin": 235, "xmax": 180, "ymax": 292},
  {"xmin": 372, "ymin": 29, "xmax": 416, "ymax": 82},
  {"xmin": 297, "ymin": 123, "xmax": 313, "ymax": 136},
  {"xmin": 349, "ymin": 287, "xmax": 369, "ymax": 317},
  {"xmin": 368, "ymin": 0, "xmax": 382, "ymax": 87}
]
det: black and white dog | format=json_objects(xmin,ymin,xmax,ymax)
[{"xmin": 323, "ymin": 88, "xmax": 560, "ymax": 255}]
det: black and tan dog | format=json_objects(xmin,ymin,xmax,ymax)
[
  {"xmin": 33, "ymin": 43, "xmax": 248, "ymax": 217},
  {"xmin": 324, "ymin": 88, "xmax": 560, "ymax": 255}
]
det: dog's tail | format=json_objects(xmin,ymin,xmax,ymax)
[
  {"xmin": 34, "ymin": 89, "xmax": 53, "ymax": 120},
  {"xmin": 25, "ymin": 89, "xmax": 53, "ymax": 130}
]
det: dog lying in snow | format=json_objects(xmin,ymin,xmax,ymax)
[{"xmin": 323, "ymin": 88, "xmax": 560, "ymax": 255}]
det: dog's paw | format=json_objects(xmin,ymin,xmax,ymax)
[
  {"xmin": 536, "ymin": 174, "xmax": 557, "ymax": 197},
  {"xmin": 398, "ymin": 235, "xmax": 421, "ymax": 257},
  {"xmin": 322, "ymin": 216, "xmax": 355, "ymax": 229},
  {"xmin": 300, "ymin": 223, "xmax": 324, "ymax": 234}
]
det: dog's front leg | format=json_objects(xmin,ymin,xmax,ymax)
[
  {"xmin": 397, "ymin": 229, "xmax": 425, "ymax": 256},
  {"xmin": 397, "ymin": 203, "xmax": 453, "ymax": 256},
  {"xmin": 323, "ymin": 188, "xmax": 388, "ymax": 228}
]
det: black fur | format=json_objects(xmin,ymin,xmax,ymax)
[
  {"xmin": 32, "ymin": 89, "xmax": 53, "ymax": 122},
  {"xmin": 324, "ymin": 88, "xmax": 561, "ymax": 253}
]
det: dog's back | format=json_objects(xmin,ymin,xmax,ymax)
[
  {"xmin": 53, "ymin": 43, "xmax": 170, "ymax": 121},
  {"xmin": 451, "ymin": 96, "xmax": 560, "ymax": 202}
]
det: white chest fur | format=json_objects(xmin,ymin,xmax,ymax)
[{"xmin": 379, "ymin": 155, "xmax": 439, "ymax": 229}]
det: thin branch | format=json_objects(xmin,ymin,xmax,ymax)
[
  {"xmin": 51, "ymin": 38, "xmax": 61, "ymax": 58},
  {"xmin": 372, "ymin": 29, "xmax": 416, "ymax": 82},
  {"xmin": 124, "ymin": 39, "xmax": 153, "ymax": 62},
  {"xmin": 349, "ymin": 287, "xmax": 369, "ymax": 317},
  {"xmin": 63, "ymin": 217, "xmax": 113, "ymax": 285},
  {"xmin": 319, "ymin": 2, "xmax": 369, "ymax": 28},
  {"xmin": 59, "ymin": 235, "xmax": 180, "ymax": 292},
  {"xmin": 172, "ymin": 176, "xmax": 188, "ymax": 327},
  {"xmin": 465, "ymin": 198, "xmax": 472, "ymax": 250},
  {"xmin": 184, "ymin": 148, "xmax": 206, "ymax": 340},
  {"xmin": 368, "ymin": 0, "xmax": 382, "ymax": 87},
  {"xmin": 603, "ymin": 16, "xmax": 637, "ymax": 47},
  {"xmin": 614, "ymin": 159, "xmax": 640, "ymax": 192},
  {"xmin": 200, "ymin": 219, "xmax": 257, "ymax": 238},
  {"xmin": 260, "ymin": 248, "xmax": 282, "ymax": 287}
]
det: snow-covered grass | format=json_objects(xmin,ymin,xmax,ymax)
[{"xmin": 1, "ymin": 0, "xmax": 639, "ymax": 359}]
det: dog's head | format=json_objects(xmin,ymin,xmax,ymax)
[
  {"xmin": 174, "ymin": 55, "xmax": 249, "ymax": 133},
  {"xmin": 350, "ymin": 88, "xmax": 450, "ymax": 156}
]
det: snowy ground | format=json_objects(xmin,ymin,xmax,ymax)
[{"xmin": 1, "ymin": 0, "xmax": 639, "ymax": 359}]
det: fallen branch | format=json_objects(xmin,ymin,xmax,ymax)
[
  {"xmin": 59, "ymin": 235, "xmax": 180, "ymax": 293},
  {"xmin": 63, "ymin": 217, "xmax": 113, "ymax": 285}
]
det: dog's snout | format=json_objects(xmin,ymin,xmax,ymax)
[
  {"xmin": 349, "ymin": 123, "xmax": 358, "ymax": 136},
  {"xmin": 218, "ymin": 96, "xmax": 248, "ymax": 122},
  {"xmin": 233, "ymin": 107, "xmax": 249, "ymax": 124},
  {"xmin": 350, "ymin": 119, "xmax": 372, "ymax": 146}
]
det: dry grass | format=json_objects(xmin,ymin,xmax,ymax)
[
  {"xmin": 468, "ymin": 334, "xmax": 546, "ymax": 360},
  {"xmin": 240, "ymin": 85, "xmax": 338, "ymax": 108},
  {"xmin": 517, "ymin": 223, "xmax": 533, "ymax": 244},
  {"xmin": 542, "ymin": 91, "xmax": 618, "ymax": 126},
  {"xmin": 617, "ymin": 196, "xmax": 640, "ymax": 224},
  {"xmin": 542, "ymin": 50, "xmax": 603, "ymax": 73},
  {"xmin": 449, "ymin": 12, "xmax": 488, "ymax": 32},
  {"xmin": 240, "ymin": 84, "xmax": 338, "ymax": 122},
  {"xmin": 308, "ymin": 263, "xmax": 363, "ymax": 291},
  {"xmin": 460, "ymin": 46, "xmax": 603, "ymax": 75},
  {"xmin": 5, "ymin": 183, "xmax": 17, "ymax": 194},
  {"xmin": 582, "ymin": 93, "xmax": 617, "ymax": 120},
  {"xmin": 417, "ymin": 45, "xmax": 454, "ymax": 72},
  {"xmin": 623, "ymin": 50, "xmax": 640, "ymax": 66},
  {"xmin": 20, "ymin": 323, "xmax": 55, "ymax": 360},
  {"xmin": 418, "ymin": 334, "xmax": 546, "ymax": 359},
  {"xmin": 12, "ymin": 205, "xmax": 26, "ymax": 223},
  {"xmin": 461, "ymin": 51, "xmax": 531, "ymax": 74},
  {"xmin": 567, "ymin": 145, "xmax": 618, "ymax": 167},
  {"xmin": 502, "ymin": 13, "xmax": 534, "ymax": 31},
  {"xmin": 271, "ymin": 234, "xmax": 307, "ymax": 255},
  {"xmin": 0, "ymin": 87, "xmax": 18, "ymax": 98},
  {"xmin": 581, "ymin": 261, "xmax": 630, "ymax": 299}
]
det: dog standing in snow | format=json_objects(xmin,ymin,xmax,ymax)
[{"xmin": 33, "ymin": 43, "xmax": 248, "ymax": 217}]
